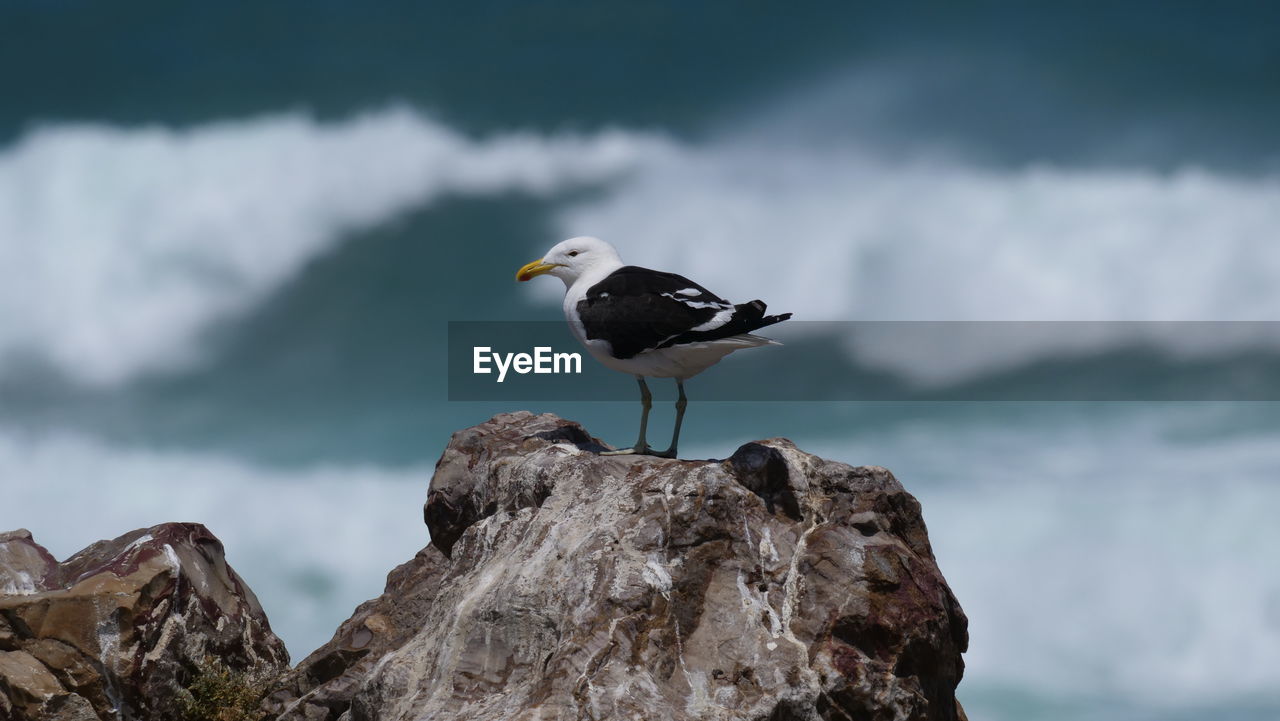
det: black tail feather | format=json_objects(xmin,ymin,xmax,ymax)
[
  {"xmin": 757, "ymin": 312, "xmax": 792, "ymax": 329},
  {"xmin": 736, "ymin": 299, "xmax": 792, "ymax": 330}
]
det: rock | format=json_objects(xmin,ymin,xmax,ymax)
[
  {"xmin": 275, "ymin": 412, "xmax": 968, "ymax": 721},
  {"xmin": 0, "ymin": 649, "xmax": 98, "ymax": 721},
  {"xmin": 0, "ymin": 531, "xmax": 57, "ymax": 598},
  {"xmin": 0, "ymin": 523, "xmax": 289, "ymax": 720}
]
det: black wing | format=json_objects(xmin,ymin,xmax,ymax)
[{"xmin": 576, "ymin": 266, "xmax": 792, "ymax": 359}]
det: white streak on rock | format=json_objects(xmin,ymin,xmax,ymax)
[{"xmin": 642, "ymin": 557, "xmax": 673, "ymax": 596}]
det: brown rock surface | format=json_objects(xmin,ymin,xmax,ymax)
[
  {"xmin": 271, "ymin": 412, "xmax": 968, "ymax": 721},
  {"xmin": 0, "ymin": 523, "xmax": 288, "ymax": 720}
]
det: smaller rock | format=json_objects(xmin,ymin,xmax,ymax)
[{"xmin": 0, "ymin": 523, "xmax": 289, "ymax": 720}]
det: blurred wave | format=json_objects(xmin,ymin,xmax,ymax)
[
  {"xmin": 5, "ymin": 100, "xmax": 1280, "ymax": 452},
  {"xmin": 0, "ymin": 107, "xmax": 666, "ymax": 385}
]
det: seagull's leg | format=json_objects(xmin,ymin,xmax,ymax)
[
  {"xmin": 602, "ymin": 376, "xmax": 654, "ymax": 455},
  {"xmin": 652, "ymin": 379, "xmax": 687, "ymax": 459},
  {"xmin": 634, "ymin": 377, "xmax": 653, "ymax": 451}
]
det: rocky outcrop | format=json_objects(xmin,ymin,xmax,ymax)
[
  {"xmin": 0, "ymin": 523, "xmax": 288, "ymax": 720},
  {"xmin": 269, "ymin": 412, "xmax": 968, "ymax": 721}
]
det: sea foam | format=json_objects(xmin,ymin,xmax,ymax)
[{"xmin": 0, "ymin": 107, "xmax": 670, "ymax": 386}]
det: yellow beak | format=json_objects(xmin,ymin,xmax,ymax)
[{"xmin": 516, "ymin": 259, "xmax": 561, "ymax": 282}]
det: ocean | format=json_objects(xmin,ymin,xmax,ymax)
[{"xmin": 2, "ymin": 3, "xmax": 1279, "ymax": 719}]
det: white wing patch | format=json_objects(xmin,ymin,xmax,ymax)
[
  {"xmin": 689, "ymin": 307, "xmax": 736, "ymax": 332},
  {"xmin": 660, "ymin": 291, "xmax": 732, "ymax": 311}
]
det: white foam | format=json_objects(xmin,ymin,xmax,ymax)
[
  {"xmin": 557, "ymin": 138, "xmax": 1280, "ymax": 383},
  {"xmin": 0, "ymin": 107, "xmax": 670, "ymax": 386},
  {"xmin": 0, "ymin": 428, "xmax": 434, "ymax": 658}
]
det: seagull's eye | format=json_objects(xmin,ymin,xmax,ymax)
[{"xmin": 567, "ymin": 250, "xmax": 580, "ymax": 257}]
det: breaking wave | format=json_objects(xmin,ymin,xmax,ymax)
[
  {"xmin": 6, "ymin": 101, "xmax": 1278, "ymax": 390},
  {"xmin": 0, "ymin": 107, "xmax": 670, "ymax": 386}
]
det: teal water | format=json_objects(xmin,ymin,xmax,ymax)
[{"xmin": 1, "ymin": 3, "xmax": 1279, "ymax": 718}]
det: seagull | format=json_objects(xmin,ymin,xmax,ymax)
[{"xmin": 517, "ymin": 236, "xmax": 791, "ymax": 458}]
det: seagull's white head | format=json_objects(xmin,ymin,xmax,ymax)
[{"xmin": 516, "ymin": 236, "xmax": 624, "ymax": 287}]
